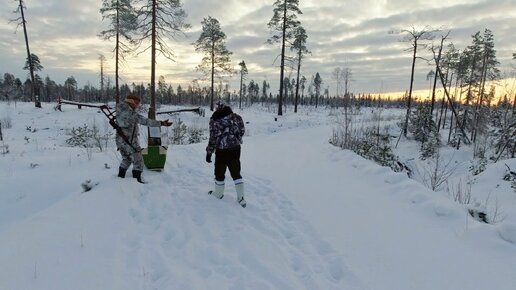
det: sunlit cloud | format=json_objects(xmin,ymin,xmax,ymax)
[{"xmin": 0, "ymin": 0, "xmax": 514, "ymax": 96}]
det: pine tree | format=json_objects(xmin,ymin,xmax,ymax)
[
  {"xmin": 409, "ymin": 104, "xmax": 441, "ymax": 159},
  {"xmin": 291, "ymin": 26, "xmax": 309, "ymax": 113},
  {"xmin": 471, "ymin": 29, "xmax": 499, "ymax": 144},
  {"xmin": 64, "ymin": 76, "xmax": 77, "ymax": 101},
  {"xmin": 461, "ymin": 32, "xmax": 483, "ymax": 135},
  {"xmin": 23, "ymin": 53, "xmax": 43, "ymax": 72},
  {"xmin": 134, "ymin": 0, "xmax": 190, "ymax": 120},
  {"xmin": 299, "ymin": 75, "xmax": 306, "ymax": 104},
  {"xmin": 262, "ymin": 79, "xmax": 269, "ymax": 102},
  {"xmin": 21, "ymin": 53, "xmax": 43, "ymax": 102},
  {"xmin": 238, "ymin": 61, "xmax": 248, "ymax": 109},
  {"xmin": 193, "ymin": 16, "xmax": 233, "ymax": 111},
  {"xmin": 99, "ymin": 0, "xmax": 138, "ymax": 104},
  {"xmin": 313, "ymin": 72, "xmax": 322, "ymax": 108},
  {"xmin": 267, "ymin": 0, "xmax": 302, "ymax": 116}
]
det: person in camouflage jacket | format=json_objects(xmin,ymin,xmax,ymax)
[
  {"xmin": 116, "ymin": 95, "xmax": 172, "ymax": 183},
  {"xmin": 206, "ymin": 104, "xmax": 246, "ymax": 207}
]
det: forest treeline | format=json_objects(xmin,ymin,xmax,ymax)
[{"xmin": 4, "ymin": 0, "xmax": 516, "ymax": 161}]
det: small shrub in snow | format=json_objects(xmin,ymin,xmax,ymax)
[
  {"xmin": 170, "ymin": 119, "xmax": 188, "ymax": 144},
  {"xmin": 446, "ymin": 179, "xmax": 472, "ymax": 204},
  {"xmin": 466, "ymin": 192, "xmax": 506, "ymax": 225},
  {"xmin": 66, "ymin": 125, "xmax": 93, "ymax": 147},
  {"xmin": 1, "ymin": 117, "xmax": 11, "ymax": 142},
  {"xmin": 168, "ymin": 118, "xmax": 206, "ymax": 145},
  {"xmin": 0, "ymin": 117, "xmax": 12, "ymax": 129},
  {"xmin": 65, "ymin": 123, "xmax": 111, "ymax": 151},
  {"xmin": 188, "ymin": 126, "xmax": 206, "ymax": 144},
  {"xmin": 503, "ymin": 164, "xmax": 516, "ymax": 191},
  {"xmin": 408, "ymin": 104, "xmax": 441, "ymax": 160},
  {"xmin": 490, "ymin": 117, "xmax": 516, "ymax": 161},
  {"xmin": 470, "ymin": 156, "xmax": 488, "ymax": 176},
  {"xmin": 330, "ymin": 125, "xmax": 405, "ymax": 174},
  {"xmin": 0, "ymin": 143, "xmax": 8, "ymax": 155},
  {"xmin": 414, "ymin": 149, "xmax": 459, "ymax": 191}
]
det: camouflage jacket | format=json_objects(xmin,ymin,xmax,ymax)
[
  {"xmin": 206, "ymin": 107, "xmax": 245, "ymax": 155},
  {"xmin": 115, "ymin": 102, "xmax": 161, "ymax": 148}
]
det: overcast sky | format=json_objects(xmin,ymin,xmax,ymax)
[{"xmin": 1, "ymin": 0, "xmax": 515, "ymax": 95}]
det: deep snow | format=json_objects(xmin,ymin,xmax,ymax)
[{"xmin": 1, "ymin": 101, "xmax": 515, "ymax": 290}]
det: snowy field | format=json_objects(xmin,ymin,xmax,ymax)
[{"xmin": 1, "ymin": 101, "xmax": 516, "ymax": 290}]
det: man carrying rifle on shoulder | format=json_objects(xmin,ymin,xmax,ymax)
[{"xmin": 116, "ymin": 95, "xmax": 172, "ymax": 183}]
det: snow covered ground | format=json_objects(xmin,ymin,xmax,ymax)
[{"xmin": 1, "ymin": 101, "xmax": 515, "ymax": 290}]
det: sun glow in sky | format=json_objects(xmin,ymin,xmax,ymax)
[{"xmin": 1, "ymin": 0, "xmax": 515, "ymax": 96}]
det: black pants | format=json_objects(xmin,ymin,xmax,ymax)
[{"xmin": 214, "ymin": 146, "xmax": 242, "ymax": 182}]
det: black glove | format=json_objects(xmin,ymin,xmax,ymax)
[
  {"xmin": 161, "ymin": 119, "xmax": 173, "ymax": 127},
  {"xmin": 206, "ymin": 152, "xmax": 212, "ymax": 163}
]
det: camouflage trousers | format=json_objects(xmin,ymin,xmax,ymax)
[{"xmin": 117, "ymin": 139, "xmax": 144, "ymax": 171}]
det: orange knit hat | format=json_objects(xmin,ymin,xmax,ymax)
[{"xmin": 124, "ymin": 95, "xmax": 141, "ymax": 106}]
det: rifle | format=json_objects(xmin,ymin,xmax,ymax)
[
  {"xmin": 157, "ymin": 107, "xmax": 204, "ymax": 117},
  {"xmin": 56, "ymin": 98, "xmax": 140, "ymax": 152},
  {"xmin": 99, "ymin": 105, "xmax": 141, "ymax": 153},
  {"xmin": 55, "ymin": 98, "xmax": 112, "ymax": 111}
]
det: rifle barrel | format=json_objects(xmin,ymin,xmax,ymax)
[
  {"xmin": 58, "ymin": 99, "xmax": 110, "ymax": 109},
  {"xmin": 156, "ymin": 108, "xmax": 202, "ymax": 115}
]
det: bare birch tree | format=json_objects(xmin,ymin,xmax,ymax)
[{"xmin": 394, "ymin": 26, "xmax": 436, "ymax": 137}]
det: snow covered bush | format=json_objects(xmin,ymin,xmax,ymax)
[
  {"xmin": 330, "ymin": 124, "xmax": 404, "ymax": 173},
  {"xmin": 446, "ymin": 179, "xmax": 472, "ymax": 204},
  {"xmin": 170, "ymin": 119, "xmax": 188, "ymax": 144},
  {"xmin": 0, "ymin": 143, "xmax": 8, "ymax": 155},
  {"xmin": 0, "ymin": 116, "xmax": 12, "ymax": 129},
  {"xmin": 188, "ymin": 126, "xmax": 206, "ymax": 144},
  {"xmin": 503, "ymin": 165, "xmax": 516, "ymax": 190},
  {"xmin": 414, "ymin": 149, "xmax": 459, "ymax": 191},
  {"xmin": 470, "ymin": 156, "xmax": 488, "ymax": 175},
  {"xmin": 168, "ymin": 118, "xmax": 206, "ymax": 145},
  {"xmin": 490, "ymin": 114, "xmax": 516, "ymax": 161},
  {"xmin": 65, "ymin": 123, "xmax": 112, "ymax": 151},
  {"xmin": 0, "ymin": 118, "xmax": 4, "ymax": 142}
]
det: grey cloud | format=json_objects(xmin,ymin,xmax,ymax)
[{"xmin": 1, "ymin": 0, "xmax": 514, "ymax": 94}]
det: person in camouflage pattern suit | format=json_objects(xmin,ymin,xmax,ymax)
[
  {"xmin": 116, "ymin": 95, "xmax": 172, "ymax": 183},
  {"xmin": 206, "ymin": 104, "xmax": 246, "ymax": 207}
]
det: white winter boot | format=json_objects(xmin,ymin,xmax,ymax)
[
  {"xmin": 209, "ymin": 181, "xmax": 224, "ymax": 199},
  {"xmin": 235, "ymin": 179, "xmax": 246, "ymax": 208}
]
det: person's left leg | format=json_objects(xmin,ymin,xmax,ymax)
[
  {"xmin": 132, "ymin": 152, "xmax": 145, "ymax": 183},
  {"xmin": 227, "ymin": 147, "xmax": 245, "ymax": 208}
]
